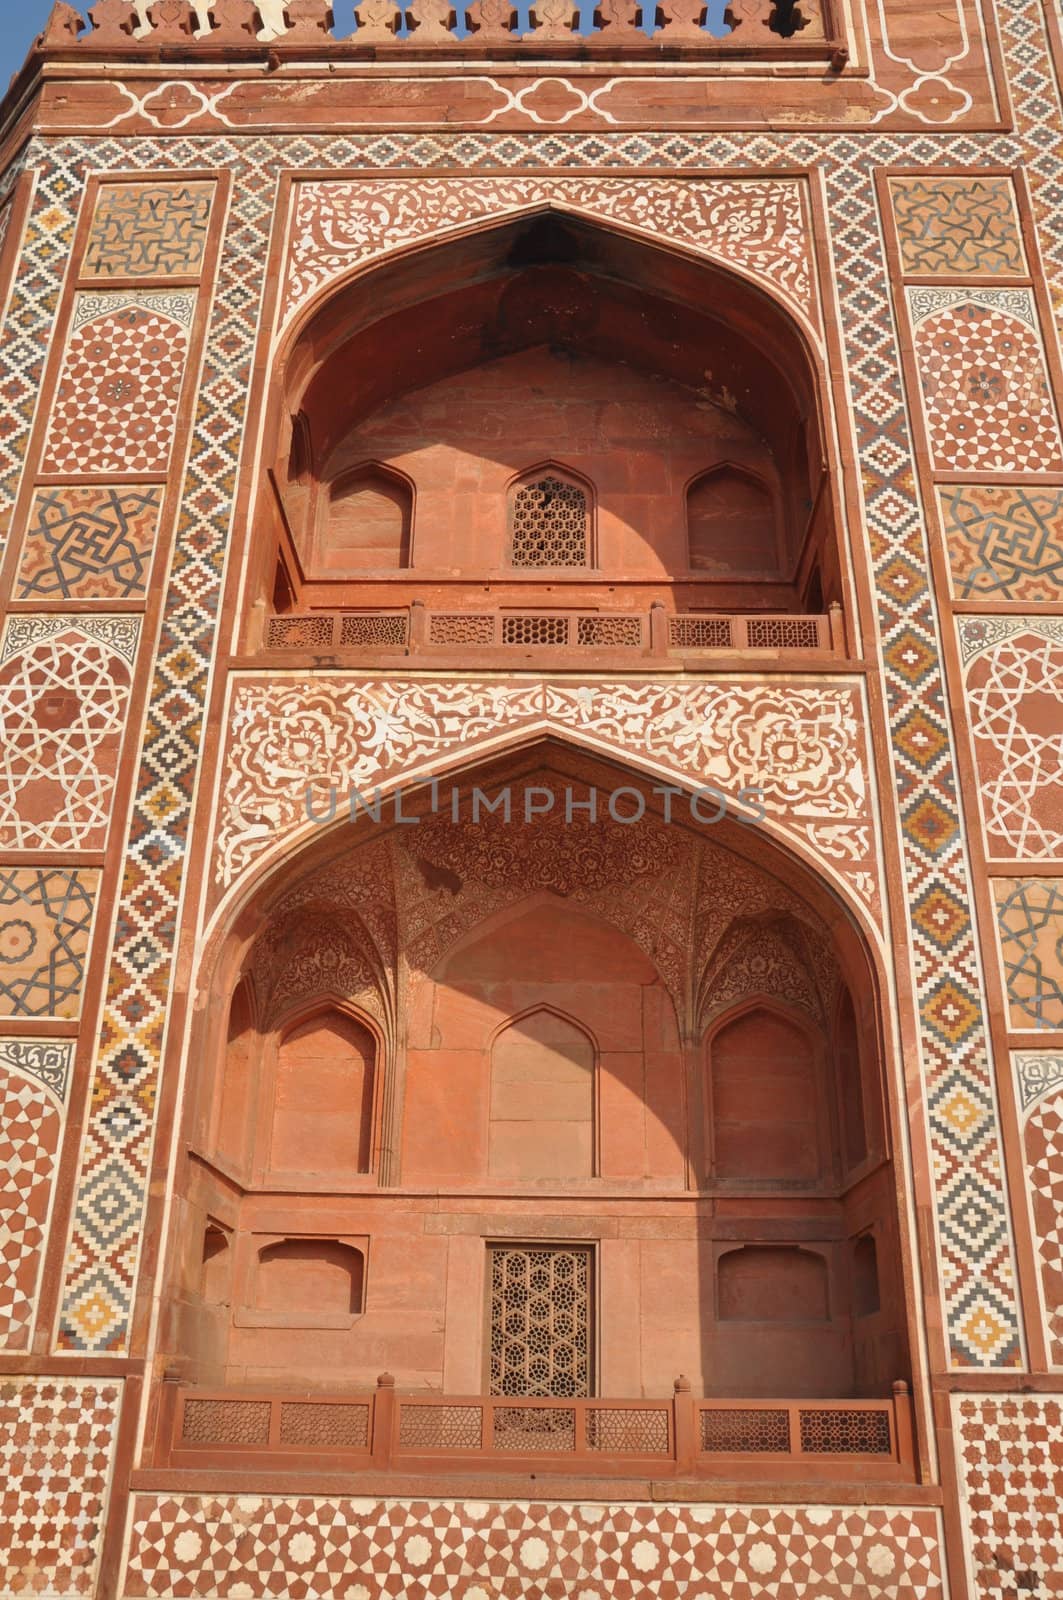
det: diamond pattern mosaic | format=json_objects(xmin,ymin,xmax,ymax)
[
  {"xmin": 0, "ymin": 1378, "xmax": 121, "ymax": 1599},
  {"xmin": 122, "ymin": 1497, "xmax": 945, "ymax": 1599},
  {"xmin": 953, "ymin": 1396, "xmax": 1063, "ymax": 1598},
  {"xmin": 23, "ymin": 0, "xmax": 1063, "ymax": 1368}
]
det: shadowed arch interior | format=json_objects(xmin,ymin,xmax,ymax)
[
  {"xmin": 252, "ymin": 211, "xmax": 841, "ymax": 627},
  {"xmin": 166, "ymin": 744, "xmax": 908, "ymax": 1405}
]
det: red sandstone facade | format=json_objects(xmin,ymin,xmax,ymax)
[{"xmin": 0, "ymin": 2, "xmax": 1061, "ymax": 1597}]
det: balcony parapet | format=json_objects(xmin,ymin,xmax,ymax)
[
  {"xmin": 155, "ymin": 1376, "xmax": 915, "ymax": 1483},
  {"xmin": 40, "ymin": 0, "xmax": 847, "ymax": 67},
  {"xmin": 257, "ymin": 603, "xmax": 848, "ymax": 664}
]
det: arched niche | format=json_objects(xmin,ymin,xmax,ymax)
[
  {"xmin": 489, "ymin": 1008, "xmax": 596, "ymax": 1181},
  {"xmin": 705, "ymin": 1003, "xmax": 828, "ymax": 1186},
  {"xmin": 253, "ymin": 1238, "xmax": 365, "ymax": 1321},
  {"xmin": 835, "ymin": 983, "xmax": 868, "ymax": 1172},
  {"xmin": 686, "ymin": 463, "xmax": 782, "ymax": 576},
  {"xmin": 250, "ymin": 212, "xmax": 841, "ymax": 625},
  {"xmin": 403, "ymin": 895, "xmax": 683, "ymax": 1188},
  {"xmin": 717, "ymin": 1245, "xmax": 830, "ymax": 1323},
  {"xmin": 317, "ymin": 462, "xmax": 412, "ymax": 573},
  {"xmin": 270, "ymin": 1008, "xmax": 376, "ymax": 1179},
  {"xmin": 713, "ymin": 1244, "xmax": 844, "ymax": 1398}
]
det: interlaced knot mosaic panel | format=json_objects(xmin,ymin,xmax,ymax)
[
  {"xmin": 488, "ymin": 1244, "xmax": 592, "ymax": 1398},
  {"xmin": 936, "ymin": 483, "xmax": 1063, "ymax": 601},
  {"xmin": 993, "ymin": 877, "xmax": 1063, "ymax": 1030},
  {"xmin": 888, "ymin": 176, "xmax": 1027, "ymax": 277},
  {"xmin": 19, "ymin": 0, "xmax": 1063, "ymax": 1365},
  {"xmin": 84, "ymin": 181, "xmax": 214, "ymax": 279},
  {"xmin": 14, "ymin": 484, "xmax": 163, "ymax": 601},
  {"xmin": 0, "ymin": 867, "xmax": 98, "ymax": 1020},
  {"xmin": 509, "ymin": 475, "xmax": 589, "ymax": 567},
  {"xmin": 121, "ymin": 1497, "xmax": 947, "ymax": 1599}
]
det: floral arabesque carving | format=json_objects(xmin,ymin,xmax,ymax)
[
  {"xmin": 281, "ymin": 177, "xmax": 817, "ymax": 332},
  {"xmin": 217, "ymin": 678, "xmax": 880, "ymax": 924}
]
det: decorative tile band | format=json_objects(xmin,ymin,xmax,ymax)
[{"xmin": 121, "ymin": 1496, "xmax": 945, "ymax": 1600}]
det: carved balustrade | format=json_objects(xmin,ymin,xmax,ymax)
[
  {"xmin": 154, "ymin": 1377, "xmax": 916, "ymax": 1481},
  {"xmin": 40, "ymin": 0, "xmax": 846, "ymax": 62},
  {"xmin": 261, "ymin": 604, "xmax": 846, "ymax": 659}
]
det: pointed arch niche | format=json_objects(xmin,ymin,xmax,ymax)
[
  {"xmin": 249, "ymin": 212, "xmax": 846, "ymax": 646},
  {"xmin": 164, "ymin": 745, "xmax": 906, "ymax": 1405}
]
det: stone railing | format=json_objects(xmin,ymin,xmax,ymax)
[
  {"xmin": 155, "ymin": 1375, "xmax": 916, "ymax": 1481},
  {"xmin": 41, "ymin": 0, "xmax": 845, "ymax": 60},
  {"xmin": 261, "ymin": 603, "xmax": 846, "ymax": 658}
]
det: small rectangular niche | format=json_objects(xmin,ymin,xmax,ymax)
[{"xmin": 234, "ymin": 1233, "xmax": 368, "ymax": 1330}]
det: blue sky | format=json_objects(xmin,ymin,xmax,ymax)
[{"xmin": 1, "ymin": 4, "xmax": 89, "ymax": 89}]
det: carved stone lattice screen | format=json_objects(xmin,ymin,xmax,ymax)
[
  {"xmin": 509, "ymin": 477, "xmax": 589, "ymax": 568},
  {"xmin": 487, "ymin": 1245, "xmax": 593, "ymax": 1397}
]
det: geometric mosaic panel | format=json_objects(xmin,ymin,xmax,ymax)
[
  {"xmin": 994, "ymin": 878, "xmax": 1063, "ymax": 1031},
  {"xmin": 889, "ymin": 176, "xmax": 1026, "ymax": 277},
  {"xmin": 0, "ymin": 866, "xmax": 98, "ymax": 1019},
  {"xmin": 0, "ymin": 1039, "xmax": 71, "ymax": 1350},
  {"xmin": 121, "ymin": 1497, "xmax": 946, "ymax": 1600},
  {"xmin": 937, "ymin": 484, "xmax": 1063, "ymax": 601},
  {"xmin": 908, "ymin": 289, "xmax": 1063, "ymax": 472},
  {"xmin": 953, "ymin": 1395, "xmax": 1063, "ymax": 1599},
  {"xmin": 40, "ymin": 291, "xmax": 195, "ymax": 476},
  {"xmin": 83, "ymin": 181, "xmax": 214, "ymax": 279},
  {"xmin": 14, "ymin": 484, "xmax": 163, "ymax": 601},
  {"xmin": 1013, "ymin": 1054, "xmax": 1063, "ymax": 1366},
  {"xmin": 959, "ymin": 618, "xmax": 1063, "ymax": 859},
  {"xmin": 0, "ymin": 1378, "xmax": 122, "ymax": 1600},
  {"xmin": 0, "ymin": 615, "xmax": 140, "ymax": 851}
]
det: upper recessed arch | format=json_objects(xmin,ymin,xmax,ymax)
[{"xmin": 252, "ymin": 209, "xmax": 841, "ymax": 623}]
